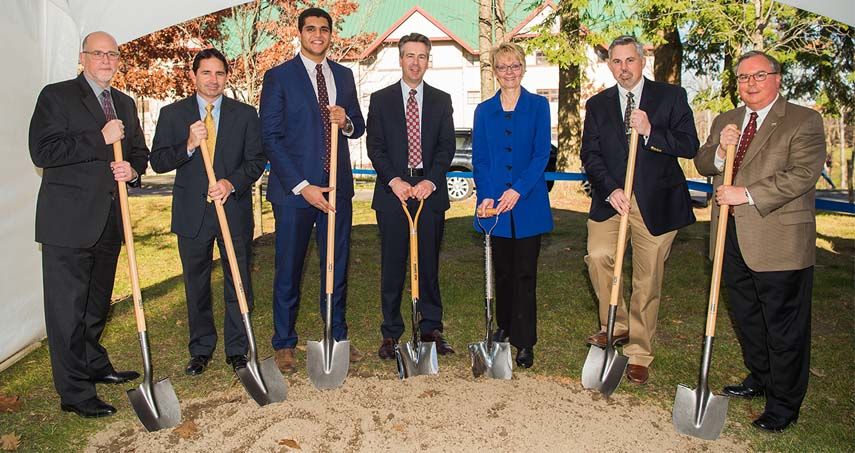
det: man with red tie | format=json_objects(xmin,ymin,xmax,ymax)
[
  {"xmin": 695, "ymin": 50, "xmax": 825, "ymax": 432},
  {"xmin": 367, "ymin": 33, "xmax": 456, "ymax": 359}
]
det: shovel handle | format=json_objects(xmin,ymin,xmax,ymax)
[
  {"xmin": 476, "ymin": 207, "xmax": 499, "ymax": 217},
  {"xmin": 705, "ymin": 144, "xmax": 736, "ymax": 337},
  {"xmin": 325, "ymin": 123, "xmax": 339, "ymax": 295},
  {"xmin": 199, "ymin": 141, "xmax": 251, "ymax": 316},
  {"xmin": 402, "ymin": 199, "xmax": 424, "ymax": 300},
  {"xmin": 607, "ymin": 128, "xmax": 639, "ymax": 308},
  {"xmin": 113, "ymin": 142, "xmax": 146, "ymax": 334}
]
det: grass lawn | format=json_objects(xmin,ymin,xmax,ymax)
[{"xmin": 0, "ymin": 185, "xmax": 852, "ymax": 452}]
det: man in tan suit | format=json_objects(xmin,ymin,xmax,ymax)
[{"xmin": 695, "ymin": 50, "xmax": 825, "ymax": 433}]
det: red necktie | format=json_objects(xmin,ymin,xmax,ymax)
[
  {"xmin": 316, "ymin": 64, "xmax": 331, "ymax": 173},
  {"xmin": 100, "ymin": 90, "xmax": 116, "ymax": 121},
  {"xmin": 406, "ymin": 89, "xmax": 422, "ymax": 168},
  {"xmin": 733, "ymin": 112, "xmax": 758, "ymax": 176}
]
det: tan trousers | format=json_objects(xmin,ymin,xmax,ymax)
[{"xmin": 584, "ymin": 197, "xmax": 677, "ymax": 367}]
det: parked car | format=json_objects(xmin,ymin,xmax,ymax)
[{"xmin": 447, "ymin": 128, "xmax": 558, "ymax": 202}]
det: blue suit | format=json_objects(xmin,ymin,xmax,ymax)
[{"xmin": 260, "ymin": 55, "xmax": 365, "ymax": 349}]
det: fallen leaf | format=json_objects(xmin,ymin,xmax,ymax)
[
  {"xmin": 0, "ymin": 395, "xmax": 21, "ymax": 413},
  {"xmin": 417, "ymin": 389, "xmax": 439, "ymax": 399},
  {"xmin": 277, "ymin": 438, "xmax": 301, "ymax": 449},
  {"xmin": 173, "ymin": 420, "xmax": 198, "ymax": 439},
  {"xmin": 391, "ymin": 423, "xmax": 405, "ymax": 432},
  {"xmin": 296, "ymin": 345, "xmax": 307, "ymax": 352},
  {"xmin": 809, "ymin": 367, "xmax": 826, "ymax": 378},
  {"xmin": 0, "ymin": 433, "xmax": 20, "ymax": 451}
]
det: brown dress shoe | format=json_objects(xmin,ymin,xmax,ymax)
[
  {"xmin": 586, "ymin": 330, "xmax": 629, "ymax": 348},
  {"xmin": 378, "ymin": 338, "xmax": 396, "ymax": 360},
  {"xmin": 349, "ymin": 344, "xmax": 364, "ymax": 363},
  {"xmin": 626, "ymin": 364, "xmax": 649, "ymax": 384},
  {"xmin": 274, "ymin": 348, "xmax": 296, "ymax": 374},
  {"xmin": 420, "ymin": 329, "xmax": 455, "ymax": 355}
]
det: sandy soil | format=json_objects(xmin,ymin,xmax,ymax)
[{"xmin": 87, "ymin": 367, "xmax": 743, "ymax": 453}]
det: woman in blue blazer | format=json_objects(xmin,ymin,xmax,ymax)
[{"xmin": 472, "ymin": 42, "xmax": 553, "ymax": 368}]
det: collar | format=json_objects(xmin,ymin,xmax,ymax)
[
  {"xmin": 400, "ymin": 79, "xmax": 424, "ymax": 97},
  {"xmin": 299, "ymin": 52, "xmax": 328, "ymax": 74},
  {"xmin": 617, "ymin": 77, "xmax": 644, "ymax": 101},
  {"xmin": 745, "ymin": 93, "xmax": 779, "ymax": 118},
  {"xmin": 196, "ymin": 93, "xmax": 223, "ymax": 111},
  {"xmin": 83, "ymin": 74, "xmax": 111, "ymax": 98}
]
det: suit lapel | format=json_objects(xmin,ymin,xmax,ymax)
[
  {"xmin": 604, "ymin": 86, "xmax": 627, "ymax": 152},
  {"xmin": 393, "ymin": 84, "xmax": 408, "ymax": 157},
  {"xmin": 739, "ymin": 97, "xmax": 785, "ymax": 171},
  {"xmin": 217, "ymin": 97, "xmax": 237, "ymax": 166},
  {"xmin": 77, "ymin": 75, "xmax": 108, "ymax": 126},
  {"xmin": 420, "ymin": 84, "xmax": 435, "ymax": 161}
]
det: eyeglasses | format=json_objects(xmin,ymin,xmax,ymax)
[
  {"xmin": 494, "ymin": 63, "xmax": 523, "ymax": 74},
  {"xmin": 82, "ymin": 50, "xmax": 121, "ymax": 61},
  {"xmin": 736, "ymin": 71, "xmax": 778, "ymax": 83}
]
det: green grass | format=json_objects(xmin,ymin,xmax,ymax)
[{"xmin": 1, "ymin": 188, "xmax": 852, "ymax": 452}]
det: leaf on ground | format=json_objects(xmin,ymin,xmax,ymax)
[
  {"xmin": 810, "ymin": 367, "xmax": 826, "ymax": 378},
  {"xmin": 391, "ymin": 423, "xmax": 405, "ymax": 432},
  {"xmin": 296, "ymin": 345, "xmax": 307, "ymax": 352},
  {"xmin": 173, "ymin": 420, "xmax": 198, "ymax": 439},
  {"xmin": 418, "ymin": 389, "xmax": 439, "ymax": 398},
  {"xmin": 0, "ymin": 433, "xmax": 21, "ymax": 451},
  {"xmin": 0, "ymin": 395, "xmax": 22, "ymax": 413},
  {"xmin": 277, "ymin": 438, "xmax": 301, "ymax": 449}
]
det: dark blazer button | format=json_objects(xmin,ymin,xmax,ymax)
[
  {"xmin": 506, "ymin": 165, "xmax": 512, "ymax": 170},
  {"xmin": 505, "ymin": 129, "xmax": 512, "ymax": 136},
  {"xmin": 505, "ymin": 182, "xmax": 512, "ymax": 187},
  {"xmin": 505, "ymin": 147, "xmax": 512, "ymax": 152}
]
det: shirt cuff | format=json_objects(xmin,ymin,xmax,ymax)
[
  {"xmin": 714, "ymin": 152, "xmax": 725, "ymax": 172},
  {"xmin": 342, "ymin": 116, "xmax": 354, "ymax": 137},
  {"xmin": 292, "ymin": 180, "xmax": 309, "ymax": 195},
  {"xmin": 745, "ymin": 188, "xmax": 755, "ymax": 206}
]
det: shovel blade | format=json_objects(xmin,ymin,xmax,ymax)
[
  {"xmin": 399, "ymin": 341, "xmax": 439, "ymax": 377},
  {"xmin": 468, "ymin": 341, "xmax": 513, "ymax": 380},
  {"xmin": 672, "ymin": 384, "xmax": 729, "ymax": 440},
  {"xmin": 237, "ymin": 356, "xmax": 287, "ymax": 406},
  {"xmin": 127, "ymin": 378, "xmax": 181, "ymax": 431},
  {"xmin": 581, "ymin": 345, "xmax": 628, "ymax": 396},
  {"xmin": 306, "ymin": 339, "xmax": 350, "ymax": 390}
]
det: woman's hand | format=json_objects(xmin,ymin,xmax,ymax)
[
  {"xmin": 477, "ymin": 198, "xmax": 495, "ymax": 217},
  {"xmin": 495, "ymin": 189, "xmax": 520, "ymax": 214}
]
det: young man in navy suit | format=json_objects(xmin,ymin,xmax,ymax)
[{"xmin": 259, "ymin": 7, "xmax": 366, "ymax": 373}]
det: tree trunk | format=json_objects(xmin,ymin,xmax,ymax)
[
  {"xmin": 840, "ymin": 109, "xmax": 848, "ymax": 189},
  {"xmin": 494, "ymin": 0, "xmax": 506, "ymax": 43},
  {"xmin": 479, "ymin": 0, "xmax": 494, "ymax": 100},
  {"xmin": 722, "ymin": 52, "xmax": 738, "ymax": 108},
  {"xmin": 557, "ymin": 8, "xmax": 580, "ymax": 170},
  {"xmin": 253, "ymin": 179, "xmax": 263, "ymax": 238},
  {"xmin": 653, "ymin": 27, "xmax": 682, "ymax": 85}
]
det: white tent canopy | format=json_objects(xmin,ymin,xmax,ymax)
[
  {"xmin": 777, "ymin": 0, "xmax": 854, "ymax": 27},
  {"xmin": 0, "ymin": 0, "xmax": 247, "ymax": 366}
]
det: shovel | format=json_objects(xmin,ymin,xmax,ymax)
[
  {"xmin": 114, "ymin": 142, "xmax": 181, "ymax": 431},
  {"xmin": 307, "ymin": 123, "xmax": 350, "ymax": 390},
  {"xmin": 469, "ymin": 208, "xmax": 512, "ymax": 379},
  {"xmin": 199, "ymin": 141, "xmax": 286, "ymax": 406},
  {"xmin": 581, "ymin": 128, "xmax": 639, "ymax": 396},
  {"xmin": 672, "ymin": 144, "xmax": 735, "ymax": 440},
  {"xmin": 396, "ymin": 199, "xmax": 439, "ymax": 378}
]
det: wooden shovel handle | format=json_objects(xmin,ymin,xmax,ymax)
[
  {"xmin": 607, "ymin": 129, "xmax": 639, "ymax": 308},
  {"xmin": 477, "ymin": 207, "xmax": 499, "ymax": 218},
  {"xmin": 325, "ymin": 123, "xmax": 339, "ymax": 295},
  {"xmin": 402, "ymin": 199, "xmax": 424, "ymax": 300},
  {"xmin": 198, "ymin": 141, "xmax": 251, "ymax": 316},
  {"xmin": 705, "ymin": 144, "xmax": 736, "ymax": 337},
  {"xmin": 113, "ymin": 142, "xmax": 146, "ymax": 333}
]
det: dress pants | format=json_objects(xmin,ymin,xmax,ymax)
[
  {"xmin": 271, "ymin": 200, "xmax": 351, "ymax": 349},
  {"xmin": 584, "ymin": 197, "xmax": 677, "ymax": 367},
  {"xmin": 42, "ymin": 202, "xmax": 120, "ymax": 405},
  {"xmin": 492, "ymin": 234, "xmax": 541, "ymax": 349},
  {"xmin": 177, "ymin": 202, "xmax": 253, "ymax": 358},
  {"xmin": 376, "ymin": 198, "xmax": 445, "ymax": 339},
  {"xmin": 724, "ymin": 216, "xmax": 812, "ymax": 422}
]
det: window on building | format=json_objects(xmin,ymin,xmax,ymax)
[
  {"xmin": 537, "ymin": 89, "xmax": 559, "ymax": 103},
  {"xmin": 535, "ymin": 51, "xmax": 548, "ymax": 65},
  {"xmin": 467, "ymin": 91, "xmax": 481, "ymax": 105}
]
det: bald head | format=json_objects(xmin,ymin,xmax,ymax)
[{"xmin": 79, "ymin": 31, "xmax": 120, "ymax": 89}]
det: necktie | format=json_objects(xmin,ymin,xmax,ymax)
[
  {"xmin": 406, "ymin": 89, "xmax": 422, "ymax": 168},
  {"xmin": 623, "ymin": 92, "xmax": 635, "ymax": 138},
  {"xmin": 733, "ymin": 112, "xmax": 758, "ymax": 176},
  {"xmin": 100, "ymin": 90, "xmax": 117, "ymax": 121},
  {"xmin": 316, "ymin": 63, "xmax": 332, "ymax": 173},
  {"xmin": 204, "ymin": 104, "xmax": 217, "ymax": 162}
]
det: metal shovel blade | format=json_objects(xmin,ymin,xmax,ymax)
[
  {"xmin": 399, "ymin": 341, "xmax": 439, "ymax": 377},
  {"xmin": 673, "ymin": 383, "xmax": 729, "ymax": 440},
  {"xmin": 468, "ymin": 341, "xmax": 513, "ymax": 379},
  {"xmin": 127, "ymin": 378, "xmax": 181, "ymax": 431},
  {"xmin": 581, "ymin": 344, "xmax": 628, "ymax": 396},
  {"xmin": 237, "ymin": 356, "xmax": 287, "ymax": 406},
  {"xmin": 306, "ymin": 339, "xmax": 350, "ymax": 390}
]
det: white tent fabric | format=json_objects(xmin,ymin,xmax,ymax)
[
  {"xmin": 0, "ymin": 0, "xmax": 247, "ymax": 365},
  {"xmin": 777, "ymin": 0, "xmax": 854, "ymax": 27}
]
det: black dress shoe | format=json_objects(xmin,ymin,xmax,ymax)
[
  {"xmin": 421, "ymin": 329, "xmax": 455, "ymax": 355},
  {"xmin": 723, "ymin": 383, "xmax": 764, "ymax": 399},
  {"xmin": 752, "ymin": 412, "xmax": 798, "ymax": 433},
  {"xmin": 185, "ymin": 355, "xmax": 211, "ymax": 376},
  {"xmin": 92, "ymin": 370, "xmax": 140, "ymax": 384},
  {"xmin": 227, "ymin": 355, "xmax": 247, "ymax": 371},
  {"xmin": 515, "ymin": 347, "xmax": 534, "ymax": 368},
  {"xmin": 492, "ymin": 328, "xmax": 508, "ymax": 343},
  {"xmin": 61, "ymin": 397, "xmax": 116, "ymax": 418},
  {"xmin": 378, "ymin": 338, "xmax": 397, "ymax": 360}
]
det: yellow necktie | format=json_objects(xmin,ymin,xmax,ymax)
[{"xmin": 204, "ymin": 103, "xmax": 217, "ymax": 162}]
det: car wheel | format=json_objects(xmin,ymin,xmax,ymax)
[{"xmin": 447, "ymin": 176, "xmax": 474, "ymax": 202}]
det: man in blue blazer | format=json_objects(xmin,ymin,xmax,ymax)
[
  {"xmin": 259, "ymin": 8, "xmax": 365, "ymax": 373},
  {"xmin": 581, "ymin": 35, "xmax": 699, "ymax": 385}
]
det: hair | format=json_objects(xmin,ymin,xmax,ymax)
[
  {"xmin": 192, "ymin": 48, "xmax": 229, "ymax": 74},
  {"xmin": 397, "ymin": 33, "xmax": 432, "ymax": 57},
  {"xmin": 607, "ymin": 35, "xmax": 645, "ymax": 60},
  {"xmin": 299, "ymin": 7, "xmax": 332, "ymax": 31},
  {"xmin": 735, "ymin": 50, "xmax": 782, "ymax": 74},
  {"xmin": 489, "ymin": 42, "xmax": 526, "ymax": 72}
]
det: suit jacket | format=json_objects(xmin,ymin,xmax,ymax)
[
  {"xmin": 367, "ymin": 81, "xmax": 455, "ymax": 213},
  {"xmin": 150, "ymin": 95, "xmax": 266, "ymax": 238},
  {"xmin": 259, "ymin": 56, "xmax": 365, "ymax": 208},
  {"xmin": 29, "ymin": 74, "xmax": 148, "ymax": 248},
  {"xmin": 695, "ymin": 96, "xmax": 825, "ymax": 272},
  {"xmin": 581, "ymin": 78, "xmax": 699, "ymax": 236},
  {"xmin": 472, "ymin": 88, "xmax": 553, "ymax": 238}
]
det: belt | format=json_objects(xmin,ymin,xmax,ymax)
[{"xmin": 405, "ymin": 168, "xmax": 425, "ymax": 177}]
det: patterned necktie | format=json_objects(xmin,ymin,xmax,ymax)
[
  {"xmin": 316, "ymin": 63, "xmax": 332, "ymax": 173},
  {"xmin": 406, "ymin": 89, "xmax": 422, "ymax": 168},
  {"xmin": 100, "ymin": 90, "xmax": 117, "ymax": 121},
  {"xmin": 204, "ymin": 104, "xmax": 217, "ymax": 162},
  {"xmin": 733, "ymin": 112, "xmax": 758, "ymax": 176},
  {"xmin": 623, "ymin": 92, "xmax": 635, "ymax": 138}
]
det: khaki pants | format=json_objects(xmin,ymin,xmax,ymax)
[{"xmin": 584, "ymin": 197, "xmax": 677, "ymax": 367}]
